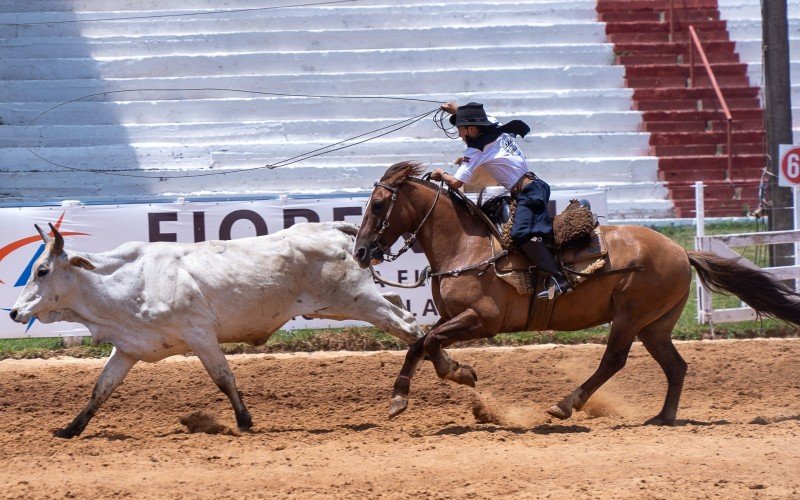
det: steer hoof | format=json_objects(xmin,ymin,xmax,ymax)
[
  {"xmin": 54, "ymin": 427, "xmax": 80, "ymax": 439},
  {"xmin": 545, "ymin": 403, "xmax": 572, "ymax": 420},
  {"xmin": 388, "ymin": 396, "xmax": 408, "ymax": 419}
]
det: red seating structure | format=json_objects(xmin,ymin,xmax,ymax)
[{"xmin": 597, "ymin": 0, "xmax": 766, "ymax": 217}]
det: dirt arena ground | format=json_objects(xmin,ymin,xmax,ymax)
[{"xmin": 1, "ymin": 338, "xmax": 798, "ymax": 499}]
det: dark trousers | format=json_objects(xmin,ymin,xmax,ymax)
[{"xmin": 510, "ymin": 177, "xmax": 552, "ymax": 246}]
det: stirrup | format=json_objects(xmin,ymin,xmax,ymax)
[{"xmin": 536, "ymin": 276, "xmax": 572, "ymax": 300}]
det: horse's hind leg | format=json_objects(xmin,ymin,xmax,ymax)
[
  {"xmin": 546, "ymin": 320, "xmax": 638, "ymax": 420},
  {"xmin": 637, "ymin": 291, "xmax": 689, "ymax": 426}
]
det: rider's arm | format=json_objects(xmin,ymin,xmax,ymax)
[{"xmin": 431, "ymin": 168, "xmax": 464, "ymax": 189}]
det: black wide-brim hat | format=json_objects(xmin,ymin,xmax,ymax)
[{"xmin": 448, "ymin": 102, "xmax": 496, "ymax": 127}]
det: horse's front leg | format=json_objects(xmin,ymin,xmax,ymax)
[
  {"xmin": 389, "ymin": 336, "xmax": 426, "ymax": 419},
  {"xmin": 422, "ymin": 308, "xmax": 485, "ymax": 387}
]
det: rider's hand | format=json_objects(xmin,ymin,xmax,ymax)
[
  {"xmin": 430, "ymin": 168, "xmax": 445, "ymax": 181},
  {"xmin": 454, "ymin": 157, "xmax": 465, "ymax": 165},
  {"xmin": 440, "ymin": 101, "xmax": 457, "ymax": 115}
]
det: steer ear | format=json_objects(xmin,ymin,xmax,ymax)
[{"xmin": 69, "ymin": 256, "xmax": 95, "ymax": 271}]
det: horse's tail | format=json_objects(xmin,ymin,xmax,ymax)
[{"xmin": 687, "ymin": 250, "xmax": 800, "ymax": 325}]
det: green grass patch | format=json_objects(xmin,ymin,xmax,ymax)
[{"xmin": 1, "ymin": 220, "xmax": 795, "ymax": 359}]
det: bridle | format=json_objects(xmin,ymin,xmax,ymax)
[{"xmin": 369, "ymin": 179, "xmax": 443, "ymax": 262}]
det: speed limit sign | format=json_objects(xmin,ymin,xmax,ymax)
[{"xmin": 779, "ymin": 144, "xmax": 800, "ymax": 186}]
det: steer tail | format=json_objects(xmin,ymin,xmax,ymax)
[{"xmin": 688, "ymin": 250, "xmax": 800, "ymax": 325}]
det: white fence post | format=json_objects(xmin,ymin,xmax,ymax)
[{"xmin": 694, "ymin": 181, "xmax": 714, "ymax": 337}]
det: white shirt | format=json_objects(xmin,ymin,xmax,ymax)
[{"xmin": 452, "ymin": 133, "xmax": 530, "ymax": 189}]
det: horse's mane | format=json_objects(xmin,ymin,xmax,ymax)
[{"xmin": 380, "ymin": 161, "xmax": 426, "ymax": 182}]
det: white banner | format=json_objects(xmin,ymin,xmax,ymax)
[{"xmin": 0, "ymin": 190, "xmax": 606, "ymax": 339}]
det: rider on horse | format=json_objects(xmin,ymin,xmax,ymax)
[{"xmin": 431, "ymin": 101, "xmax": 572, "ymax": 299}]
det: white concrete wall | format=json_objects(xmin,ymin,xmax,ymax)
[{"xmin": 0, "ymin": 0, "xmax": 668, "ymax": 217}]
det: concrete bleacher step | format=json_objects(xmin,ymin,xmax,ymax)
[
  {"xmin": 0, "ymin": 115, "xmax": 648, "ymax": 148},
  {"xmin": 0, "ymin": 65, "xmax": 628, "ymax": 102},
  {"xmin": 610, "ymin": 29, "xmax": 731, "ymax": 44},
  {"xmin": 649, "ymin": 130, "xmax": 764, "ymax": 145},
  {"xmin": 672, "ymin": 197, "xmax": 760, "ymax": 217},
  {"xmin": 643, "ymin": 120, "xmax": 764, "ymax": 132},
  {"xmin": 0, "ymin": 131, "xmax": 653, "ymax": 167},
  {"xmin": 0, "ymin": 45, "xmax": 621, "ymax": 81},
  {"xmin": 0, "ymin": 2, "xmax": 599, "ymax": 32},
  {"xmin": 633, "ymin": 86, "xmax": 759, "ymax": 100},
  {"xmin": 624, "ymin": 62, "xmax": 747, "ymax": 78},
  {"xmin": 641, "ymin": 108, "xmax": 763, "ymax": 121},
  {"xmin": 606, "ymin": 19, "xmax": 728, "ymax": 35},
  {"xmin": 597, "ymin": 0, "xmax": 718, "ymax": 9},
  {"xmin": 634, "ymin": 97, "xmax": 760, "ymax": 111},
  {"xmin": 600, "ymin": 8, "xmax": 720, "ymax": 23},
  {"xmin": 667, "ymin": 180, "xmax": 760, "ymax": 200},
  {"xmin": 0, "ymin": 156, "xmax": 665, "ymax": 204},
  {"xmin": 626, "ymin": 74, "xmax": 750, "ymax": 88},
  {"xmin": 651, "ymin": 143, "xmax": 764, "ymax": 156},
  {"xmin": 0, "ymin": 25, "xmax": 607, "ymax": 59},
  {"xmin": 658, "ymin": 154, "xmax": 764, "ymax": 170}
]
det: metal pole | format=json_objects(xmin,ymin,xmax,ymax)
[
  {"xmin": 669, "ymin": 0, "xmax": 675, "ymax": 41},
  {"xmin": 727, "ymin": 119, "xmax": 733, "ymax": 180},
  {"xmin": 688, "ymin": 35, "xmax": 694, "ymax": 87},
  {"xmin": 763, "ymin": 0, "xmax": 794, "ymax": 266},
  {"xmin": 794, "ymin": 186, "xmax": 800, "ymax": 290}
]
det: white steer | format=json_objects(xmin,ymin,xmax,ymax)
[{"xmin": 9, "ymin": 221, "xmax": 423, "ymax": 438}]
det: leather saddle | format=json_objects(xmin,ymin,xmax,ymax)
[{"xmin": 470, "ymin": 192, "xmax": 607, "ymax": 295}]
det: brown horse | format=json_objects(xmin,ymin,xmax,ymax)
[{"xmin": 353, "ymin": 162, "xmax": 800, "ymax": 425}]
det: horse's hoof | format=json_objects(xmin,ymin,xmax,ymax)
[
  {"xmin": 546, "ymin": 403, "xmax": 571, "ymax": 420},
  {"xmin": 236, "ymin": 413, "xmax": 253, "ymax": 431},
  {"xmin": 388, "ymin": 397, "xmax": 408, "ymax": 419},
  {"xmin": 453, "ymin": 364, "xmax": 478, "ymax": 388},
  {"xmin": 644, "ymin": 415, "xmax": 675, "ymax": 426}
]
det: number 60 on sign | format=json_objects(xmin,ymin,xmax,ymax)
[{"xmin": 779, "ymin": 144, "xmax": 800, "ymax": 187}]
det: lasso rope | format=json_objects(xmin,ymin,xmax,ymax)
[
  {"xmin": 0, "ymin": 0, "xmax": 358, "ymax": 26},
  {"xmin": 22, "ymin": 88, "xmax": 445, "ymax": 179}
]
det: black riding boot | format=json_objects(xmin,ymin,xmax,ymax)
[{"xmin": 519, "ymin": 240, "xmax": 573, "ymax": 300}]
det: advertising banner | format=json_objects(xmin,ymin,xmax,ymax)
[{"xmin": 0, "ymin": 190, "xmax": 606, "ymax": 339}]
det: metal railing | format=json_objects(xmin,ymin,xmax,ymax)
[
  {"xmin": 688, "ymin": 25, "xmax": 734, "ymax": 180},
  {"xmin": 667, "ymin": 0, "xmax": 675, "ymax": 40}
]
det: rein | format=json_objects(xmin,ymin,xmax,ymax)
[
  {"xmin": 371, "ymin": 179, "xmax": 443, "ymax": 263},
  {"xmin": 370, "ymin": 265, "xmax": 430, "ymax": 288},
  {"xmin": 370, "ymin": 177, "xmax": 510, "ymax": 287}
]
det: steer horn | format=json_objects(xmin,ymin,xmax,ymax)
[
  {"xmin": 34, "ymin": 223, "xmax": 64, "ymax": 254},
  {"xmin": 34, "ymin": 224, "xmax": 51, "ymax": 244},
  {"xmin": 49, "ymin": 223, "xmax": 64, "ymax": 254}
]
